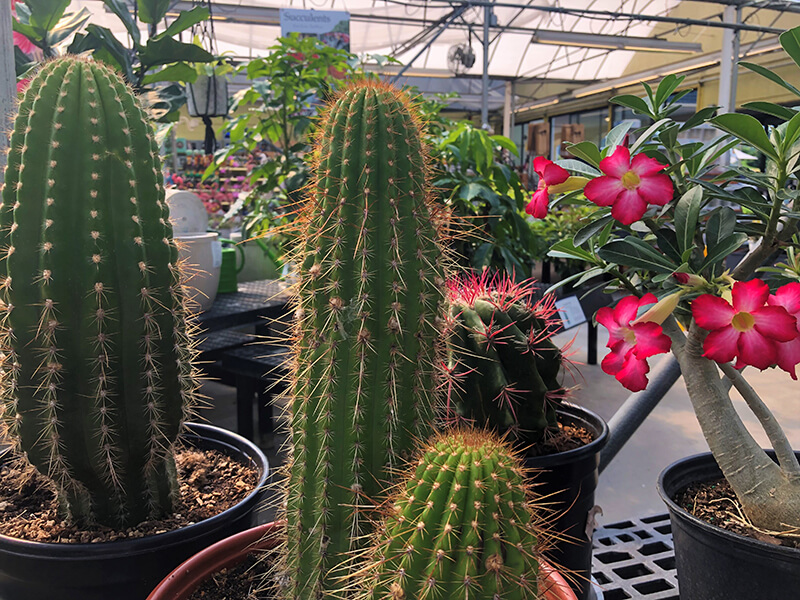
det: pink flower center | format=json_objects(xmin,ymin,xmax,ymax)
[
  {"xmin": 731, "ymin": 311, "xmax": 755, "ymax": 332},
  {"xmin": 623, "ymin": 327, "xmax": 636, "ymax": 345},
  {"xmin": 621, "ymin": 171, "xmax": 641, "ymax": 190}
]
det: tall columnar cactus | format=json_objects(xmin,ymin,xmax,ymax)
[
  {"xmin": 283, "ymin": 81, "xmax": 447, "ymax": 599},
  {"xmin": 356, "ymin": 429, "xmax": 543, "ymax": 600},
  {"xmin": 444, "ymin": 273, "xmax": 565, "ymax": 445},
  {"xmin": 0, "ymin": 57, "xmax": 197, "ymax": 528}
]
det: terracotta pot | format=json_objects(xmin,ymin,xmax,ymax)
[{"xmin": 148, "ymin": 522, "xmax": 578, "ymax": 600}]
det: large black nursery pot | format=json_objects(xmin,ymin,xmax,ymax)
[
  {"xmin": 0, "ymin": 423, "xmax": 269, "ymax": 600},
  {"xmin": 658, "ymin": 452, "xmax": 800, "ymax": 600},
  {"xmin": 525, "ymin": 402, "xmax": 608, "ymax": 600}
]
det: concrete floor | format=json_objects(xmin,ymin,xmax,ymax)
[{"xmin": 200, "ymin": 322, "xmax": 800, "ymax": 527}]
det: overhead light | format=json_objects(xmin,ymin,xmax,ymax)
[
  {"xmin": 531, "ymin": 30, "xmax": 702, "ymax": 54},
  {"xmin": 571, "ymin": 36, "xmax": 782, "ymax": 99},
  {"xmin": 515, "ymin": 97, "xmax": 559, "ymax": 113}
]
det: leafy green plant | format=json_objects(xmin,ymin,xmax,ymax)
[
  {"xmin": 529, "ymin": 205, "xmax": 596, "ymax": 282},
  {"xmin": 431, "ymin": 121, "xmax": 535, "ymax": 278}
]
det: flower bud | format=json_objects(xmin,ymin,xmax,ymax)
[
  {"xmin": 633, "ymin": 291, "xmax": 682, "ymax": 325},
  {"xmin": 548, "ymin": 176, "xmax": 589, "ymax": 195},
  {"xmin": 673, "ymin": 272, "xmax": 707, "ymax": 287}
]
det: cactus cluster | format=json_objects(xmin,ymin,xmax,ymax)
[
  {"xmin": 444, "ymin": 272, "xmax": 565, "ymax": 445},
  {"xmin": 282, "ymin": 81, "xmax": 448, "ymax": 599},
  {"xmin": 0, "ymin": 57, "xmax": 197, "ymax": 528},
  {"xmin": 356, "ymin": 429, "xmax": 543, "ymax": 600}
]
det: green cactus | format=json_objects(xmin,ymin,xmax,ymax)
[
  {"xmin": 282, "ymin": 81, "xmax": 447, "ymax": 600},
  {"xmin": 357, "ymin": 429, "xmax": 543, "ymax": 600},
  {"xmin": 444, "ymin": 272, "xmax": 565, "ymax": 445},
  {"xmin": 0, "ymin": 57, "xmax": 197, "ymax": 528}
]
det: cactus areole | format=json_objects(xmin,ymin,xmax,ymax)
[
  {"xmin": 445, "ymin": 273, "xmax": 566, "ymax": 446},
  {"xmin": 284, "ymin": 81, "xmax": 447, "ymax": 599},
  {"xmin": 0, "ymin": 57, "xmax": 196, "ymax": 528},
  {"xmin": 359, "ymin": 429, "xmax": 542, "ymax": 600}
]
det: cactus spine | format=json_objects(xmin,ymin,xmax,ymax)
[
  {"xmin": 0, "ymin": 57, "xmax": 196, "ymax": 528},
  {"xmin": 357, "ymin": 429, "xmax": 542, "ymax": 600},
  {"xmin": 445, "ymin": 273, "xmax": 564, "ymax": 445},
  {"xmin": 284, "ymin": 81, "xmax": 446, "ymax": 599}
]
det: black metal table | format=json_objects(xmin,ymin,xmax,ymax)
[{"xmin": 195, "ymin": 279, "xmax": 291, "ymax": 333}]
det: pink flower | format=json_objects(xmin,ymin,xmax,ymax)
[
  {"xmin": 767, "ymin": 282, "xmax": 800, "ymax": 379},
  {"xmin": 525, "ymin": 157, "xmax": 569, "ymax": 219},
  {"xmin": 692, "ymin": 279, "xmax": 799, "ymax": 370},
  {"xmin": 11, "ymin": 1, "xmax": 36, "ymax": 54},
  {"xmin": 16, "ymin": 78, "xmax": 31, "ymax": 94},
  {"xmin": 584, "ymin": 146, "xmax": 673, "ymax": 225},
  {"xmin": 596, "ymin": 294, "xmax": 672, "ymax": 392}
]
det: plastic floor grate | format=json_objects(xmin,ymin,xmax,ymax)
[{"xmin": 591, "ymin": 514, "xmax": 679, "ymax": 600}]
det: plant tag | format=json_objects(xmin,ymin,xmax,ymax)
[{"xmin": 555, "ymin": 295, "xmax": 587, "ymax": 330}]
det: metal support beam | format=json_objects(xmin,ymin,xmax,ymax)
[
  {"xmin": 599, "ymin": 356, "xmax": 683, "ymax": 473},
  {"xmin": 0, "ymin": 0, "xmax": 15, "ymax": 182},
  {"xmin": 481, "ymin": 2, "xmax": 491, "ymax": 129},
  {"xmin": 391, "ymin": 6, "xmax": 467, "ymax": 83},
  {"xmin": 502, "ymin": 80, "xmax": 512, "ymax": 137},
  {"xmin": 718, "ymin": 5, "xmax": 741, "ymax": 114}
]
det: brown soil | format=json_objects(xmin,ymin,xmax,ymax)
[
  {"xmin": 677, "ymin": 478, "xmax": 800, "ymax": 550},
  {"xmin": 527, "ymin": 423, "xmax": 594, "ymax": 457},
  {"xmin": 0, "ymin": 447, "xmax": 259, "ymax": 543},
  {"xmin": 188, "ymin": 554, "xmax": 264, "ymax": 600}
]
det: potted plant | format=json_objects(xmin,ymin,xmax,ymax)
[
  {"xmin": 443, "ymin": 271, "xmax": 608, "ymax": 600},
  {"xmin": 535, "ymin": 27, "xmax": 800, "ymax": 600},
  {"xmin": 0, "ymin": 56, "xmax": 267, "ymax": 600}
]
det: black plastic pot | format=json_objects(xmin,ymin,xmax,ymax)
[
  {"xmin": 0, "ymin": 423, "xmax": 269, "ymax": 600},
  {"xmin": 658, "ymin": 452, "xmax": 800, "ymax": 600},
  {"xmin": 524, "ymin": 402, "xmax": 608, "ymax": 600}
]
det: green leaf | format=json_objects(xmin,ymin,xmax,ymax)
[
  {"xmin": 604, "ymin": 121, "xmax": 633, "ymax": 155},
  {"xmin": 140, "ymin": 37, "xmax": 214, "ymax": 69},
  {"xmin": 142, "ymin": 62, "xmax": 198, "ymax": 84},
  {"xmin": 565, "ymin": 141, "xmax": 602, "ymax": 168},
  {"xmin": 655, "ymin": 74, "xmax": 684, "ymax": 107},
  {"xmin": 597, "ymin": 238, "xmax": 677, "ymax": 273},
  {"xmin": 780, "ymin": 26, "xmax": 800, "ymax": 72},
  {"xmin": 675, "ymin": 186, "xmax": 703, "ymax": 254},
  {"xmin": 699, "ymin": 233, "xmax": 748, "ymax": 271},
  {"xmin": 490, "ymin": 135, "xmax": 519, "ymax": 157},
  {"xmin": 610, "ymin": 94, "xmax": 651, "ymax": 116},
  {"xmin": 741, "ymin": 62, "xmax": 800, "ymax": 98},
  {"xmin": 742, "ymin": 102, "xmax": 796, "ymax": 121},
  {"xmin": 153, "ymin": 7, "xmax": 210, "ymax": 41},
  {"xmin": 655, "ymin": 229, "xmax": 682, "ymax": 264},
  {"xmin": 573, "ymin": 215, "xmax": 613, "ymax": 247},
  {"xmin": 137, "ymin": 0, "xmax": 170, "ymax": 25},
  {"xmin": 783, "ymin": 111, "xmax": 800, "ymax": 151},
  {"xmin": 555, "ymin": 159, "xmax": 601, "ymax": 178},
  {"xmin": 705, "ymin": 207, "xmax": 736, "ymax": 254},
  {"xmin": 711, "ymin": 113, "xmax": 779, "ymax": 160},
  {"xmin": 680, "ymin": 106, "xmax": 718, "ymax": 132},
  {"xmin": 11, "ymin": 19, "xmax": 39, "ymax": 45},
  {"xmin": 46, "ymin": 7, "xmax": 91, "ymax": 46},
  {"xmin": 630, "ymin": 118, "xmax": 672, "ymax": 154},
  {"xmin": 70, "ymin": 25, "xmax": 133, "ymax": 82},
  {"xmin": 25, "ymin": 0, "xmax": 70, "ymax": 34},
  {"xmin": 103, "ymin": 0, "xmax": 140, "ymax": 46},
  {"xmin": 458, "ymin": 182, "xmax": 497, "ymax": 203},
  {"xmin": 548, "ymin": 239, "xmax": 595, "ymax": 262}
]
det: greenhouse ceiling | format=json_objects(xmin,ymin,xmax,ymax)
[{"xmin": 71, "ymin": 0, "xmax": 800, "ymax": 113}]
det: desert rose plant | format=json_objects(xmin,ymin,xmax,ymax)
[{"xmin": 530, "ymin": 27, "xmax": 800, "ymax": 535}]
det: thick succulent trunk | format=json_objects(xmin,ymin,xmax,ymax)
[
  {"xmin": 284, "ymin": 82, "xmax": 446, "ymax": 600},
  {"xmin": 665, "ymin": 319, "xmax": 800, "ymax": 532},
  {"xmin": 0, "ymin": 58, "xmax": 196, "ymax": 528}
]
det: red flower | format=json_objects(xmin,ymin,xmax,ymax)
[
  {"xmin": 692, "ymin": 279, "xmax": 798, "ymax": 370},
  {"xmin": 584, "ymin": 146, "xmax": 673, "ymax": 225},
  {"xmin": 767, "ymin": 282, "xmax": 800, "ymax": 379},
  {"xmin": 11, "ymin": 1, "xmax": 36, "ymax": 54},
  {"xmin": 596, "ymin": 294, "xmax": 672, "ymax": 392},
  {"xmin": 16, "ymin": 78, "xmax": 31, "ymax": 94},
  {"xmin": 525, "ymin": 157, "xmax": 569, "ymax": 219}
]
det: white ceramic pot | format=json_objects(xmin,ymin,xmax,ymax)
[
  {"xmin": 166, "ymin": 190, "xmax": 209, "ymax": 235},
  {"xmin": 175, "ymin": 232, "xmax": 222, "ymax": 311}
]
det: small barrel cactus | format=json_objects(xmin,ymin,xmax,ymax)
[
  {"xmin": 357, "ymin": 429, "xmax": 543, "ymax": 600},
  {"xmin": 444, "ymin": 272, "xmax": 565, "ymax": 445},
  {"xmin": 282, "ymin": 81, "xmax": 447, "ymax": 599},
  {"xmin": 0, "ymin": 57, "xmax": 196, "ymax": 528}
]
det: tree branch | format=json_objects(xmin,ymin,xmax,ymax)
[{"xmin": 719, "ymin": 362, "xmax": 800, "ymax": 480}]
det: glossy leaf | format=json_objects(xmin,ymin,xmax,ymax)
[
  {"xmin": 25, "ymin": 0, "xmax": 70, "ymax": 33},
  {"xmin": 675, "ymin": 186, "xmax": 703, "ymax": 254},
  {"xmin": 610, "ymin": 94, "xmax": 651, "ymax": 116},
  {"xmin": 699, "ymin": 233, "xmax": 748, "ymax": 271},
  {"xmin": 604, "ymin": 121, "xmax": 633, "ymax": 155},
  {"xmin": 103, "ymin": 0, "xmax": 140, "ymax": 46},
  {"xmin": 153, "ymin": 7, "xmax": 210, "ymax": 42},
  {"xmin": 740, "ymin": 62, "xmax": 800, "ymax": 98},
  {"xmin": 630, "ymin": 118, "xmax": 673, "ymax": 154},
  {"xmin": 655, "ymin": 228, "xmax": 682, "ymax": 264},
  {"xmin": 140, "ymin": 37, "xmax": 214, "ymax": 69},
  {"xmin": 46, "ymin": 7, "xmax": 91, "ymax": 46},
  {"xmin": 573, "ymin": 215, "xmax": 613, "ymax": 247},
  {"xmin": 566, "ymin": 141, "xmax": 602, "ymax": 168},
  {"xmin": 137, "ymin": 0, "xmax": 170, "ymax": 25},
  {"xmin": 548, "ymin": 239, "xmax": 595, "ymax": 262},
  {"xmin": 711, "ymin": 113, "xmax": 779, "ymax": 160},
  {"xmin": 142, "ymin": 62, "xmax": 198, "ymax": 84},
  {"xmin": 780, "ymin": 26, "xmax": 800, "ymax": 72},
  {"xmin": 556, "ymin": 158, "xmax": 601, "ymax": 178},
  {"xmin": 705, "ymin": 207, "xmax": 737, "ymax": 255},
  {"xmin": 597, "ymin": 238, "xmax": 677, "ymax": 273},
  {"xmin": 742, "ymin": 102, "xmax": 796, "ymax": 121},
  {"xmin": 679, "ymin": 106, "xmax": 718, "ymax": 132}
]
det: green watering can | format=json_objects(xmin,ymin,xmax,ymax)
[{"xmin": 217, "ymin": 238, "xmax": 245, "ymax": 294}]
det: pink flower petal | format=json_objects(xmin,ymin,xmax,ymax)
[
  {"xmin": 731, "ymin": 279, "xmax": 769, "ymax": 313},
  {"xmin": 702, "ymin": 326, "xmax": 739, "ymax": 363},
  {"xmin": 692, "ymin": 295, "xmax": 735, "ymax": 331},
  {"xmin": 752, "ymin": 305, "xmax": 799, "ymax": 342},
  {"xmin": 775, "ymin": 337, "xmax": 800, "ymax": 380},
  {"xmin": 542, "ymin": 162, "xmax": 569, "ymax": 186},
  {"xmin": 769, "ymin": 282, "xmax": 800, "ymax": 316},
  {"xmin": 610, "ymin": 189, "xmax": 648, "ymax": 225},
  {"xmin": 599, "ymin": 146, "xmax": 631, "ymax": 178},
  {"xmin": 631, "ymin": 322, "xmax": 672, "ymax": 358},
  {"xmin": 616, "ymin": 354, "xmax": 650, "ymax": 392},
  {"xmin": 736, "ymin": 329, "xmax": 777, "ymax": 370},
  {"xmin": 601, "ymin": 347, "xmax": 628, "ymax": 376},
  {"xmin": 525, "ymin": 189, "xmax": 550, "ymax": 219},
  {"xmin": 636, "ymin": 173, "xmax": 673, "ymax": 206},
  {"xmin": 597, "ymin": 306, "xmax": 629, "ymax": 345},
  {"xmin": 533, "ymin": 156, "xmax": 550, "ymax": 177},
  {"xmin": 615, "ymin": 295, "xmax": 645, "ymax": 325},
  {"xmin": 584, "ymin": 176, "xmax": 624, "ymax": 207},
  {"xmin": 630, "ymin": 153, "xmax": 668, "ymax": 177}
]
